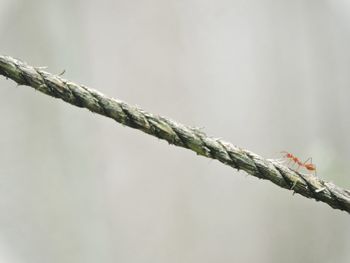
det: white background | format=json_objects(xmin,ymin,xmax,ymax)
[{"xmin": 0, "ymin": 0, "xmax": 349, "ymax": 262}]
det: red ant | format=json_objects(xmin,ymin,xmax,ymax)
[{"xmin": 281, "ymin": 151, "xmax": 317, "ymax": 175}]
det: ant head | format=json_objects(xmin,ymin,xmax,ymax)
[{"xmin": 281, "ymin": 151, "xmax": 292, "ymax": 158}]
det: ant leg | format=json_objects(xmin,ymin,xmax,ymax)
[
  {"xmin": 303, "ymin": 157, "xmax": 312, "ymax": 165},
  {"xmin": 295, "ymin": 160, "xmax": 302, "ymax": 171},
  {"xmin": 289, "ymin": 161, "xmax": 296, "ymax": 170}
]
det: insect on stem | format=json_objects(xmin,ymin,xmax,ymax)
[{"xmin": 281, "ymin": 151, "xmax": 317, "ymax": 176}]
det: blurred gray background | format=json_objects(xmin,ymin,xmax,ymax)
[{"xmin": 0, "ymin": 0, "xmax": 349, "ymax": 262}]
